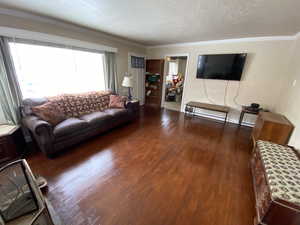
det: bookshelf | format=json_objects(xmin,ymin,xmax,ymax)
[{"xmin": 145, "ymin": 59, "xmax": 164, "ymax": 107}]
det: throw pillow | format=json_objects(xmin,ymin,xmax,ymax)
[
  {"xmin": 32, "ymin": 102, "xmax": 66, "ymax": 126},
  {"xmin": 109, "ymin": 95, "xmax": 127, "ymax": 108}
]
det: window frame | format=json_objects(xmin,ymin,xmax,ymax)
[{"xmin": 8, "ymin": 39, "xmax": 107, "ymax": 99}]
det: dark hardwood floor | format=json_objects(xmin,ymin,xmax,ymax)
[{"xmin": 27, "ymin": 107, "xmax": 255, "ymax": 225}]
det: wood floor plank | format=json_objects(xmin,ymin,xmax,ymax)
[{"xmin": 27, "ymin": 107, "xmax": 255, "ymax": 225}]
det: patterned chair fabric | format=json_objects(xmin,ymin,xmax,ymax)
[{"xmin": 257, "ymin": 140, "xmax": 300, "ymax": 206}]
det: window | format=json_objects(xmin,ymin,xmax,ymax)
[{"xmin": 9, "ymin": 42, "xmax": 105, "ymax": 99}]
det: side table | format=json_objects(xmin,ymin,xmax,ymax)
[
  {"xmin": 238, "ymin": 106, "xmax": 261, "ymax": 126},
  {"xmin": 127, "ymin": 99, "xmax": 140, "ymax": 116}
]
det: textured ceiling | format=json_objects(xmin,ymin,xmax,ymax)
[{"xmin": 0, "ymin": 0, "xmax": 300, "ymax": 46}]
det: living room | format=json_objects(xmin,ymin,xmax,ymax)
[{"xmin": 0, "ymin": 1, "xmax": 300, "ymax": 225}]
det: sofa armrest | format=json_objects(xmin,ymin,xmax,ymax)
[
  {"xmin": 22, "ymin": 115, "xmax": 55, "ymax": 156},
  {"xmin": 22, "ymin": 115, "xmax": 53, "ymax": 136}
]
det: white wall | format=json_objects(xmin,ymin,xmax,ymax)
[
  {"xmin": 276, "ymin": 35, "xmax": 300, "ymax": 148},
  {"xmin": 0, "ymin": 13, "xmax": 146, "ymax": 96},
  {"xmin": 147, "ymin": 40, "xmax": 294, "ymax": 124}
]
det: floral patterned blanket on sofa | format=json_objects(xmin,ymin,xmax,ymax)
[{"xmin": 48, "ymin": 91, "xmax": 111, "ymax": 118}]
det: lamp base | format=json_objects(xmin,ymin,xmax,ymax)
[{"xmin": 128, "ymin": 87, "xmax": 132, "ymax": 101}]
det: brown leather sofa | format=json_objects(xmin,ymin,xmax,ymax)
[{"xmin": 21, "ymin": 96, "xmax": 139, "ymax": 157}]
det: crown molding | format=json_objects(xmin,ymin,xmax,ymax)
[
  {"xmin": 0, "ymin": 26, "xmax": 118, "ymax": 52},
  {"xmin": 147, "ymin": 35, "xmax": 298, "ymax": 49},
  {"xmin": 0, "ymin": 7, "xmax": 146, "ymax": 49}
]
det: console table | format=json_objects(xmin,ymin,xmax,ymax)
[{"xmin": 185, "ymin": 101, "xmax": 230, "ymax": 123}]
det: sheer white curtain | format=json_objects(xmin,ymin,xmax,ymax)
[
  {"xmin": 0, "ymin": 105, "xmax": 6, "ymax": 124},
  {"xmin": 104, "ymin": 52, "xmax": 118, "ymax": 93},
  {"xmin": 9, "ymin": 42, "xmax": 106, "ymax": 99}
]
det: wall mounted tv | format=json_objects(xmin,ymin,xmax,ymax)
[{"xmin": 196, "ymin": 53, "xmax": 247, "ymax": 81}]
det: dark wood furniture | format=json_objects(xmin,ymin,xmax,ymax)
[
  {"xmin": 238, "ymin": 106, "xmax": 262, "ymax": 126},
  {"xmin": 252, "ymin": 112, "xmax": 294, "ymax": 146},
  {"xmin": 185, "ymin": 101, "xmax": 230, "ymax": 123},
  {"xmin": 145, "ymin": 59, "xmax": 164, "ymax": 107},
  {"xmin": 251, "ymin": 141, "xmax": 300, "ymax": 225},
  {"xmin": 0, "ymin": 125, "xmax": 25, "ymax": 165}
]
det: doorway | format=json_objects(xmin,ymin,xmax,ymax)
[{"xmin": 163, "ymin": 56, "xmax": 187, "ymax": 111}]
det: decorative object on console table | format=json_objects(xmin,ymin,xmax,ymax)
[
  {"xmin": 0, "ymin": 125, "xmax": 26, "ymax": 166},
  {"xmin": 145, "ymin": 59, "xmax": 164, "ymax": 107},
  {"xmin": 122, "ymin": 74, "xmax": 133, "ymax": 100},
  {"xmin": 251, "ymin": 140, "xmax": 300, "ymax": 225},
  {"xmin": 252, "ymin": 112, "xmax": 294, "ymax": 146}
]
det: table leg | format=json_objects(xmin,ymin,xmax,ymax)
[{"xmin": 239, "ymin": 111, "xmax": 245, "ymax": 126}]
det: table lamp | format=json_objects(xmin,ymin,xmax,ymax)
[{"xmin": 122, "ymin": 74, "xmax": 133, "ymax": 100}]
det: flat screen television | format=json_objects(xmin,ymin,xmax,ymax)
[{"xmin": 196, "ymin": 53, "xmax": 247, "ymax": 81}]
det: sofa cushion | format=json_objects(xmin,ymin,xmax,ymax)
[
  {"xmin": 80, "ymin": 111, "xmax": 112, "ymax": 125},
  {"xmin": 104, "ymin": 108, "xmax": 129, "ymax": 117},
  {"xmin": 54, "ymin": 118, "xmax": 89, "ymax": 138}
]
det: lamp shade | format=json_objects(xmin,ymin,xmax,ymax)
[{"xmin": 122, "ymin": 76, "xmax": 133, "ymax": 87}]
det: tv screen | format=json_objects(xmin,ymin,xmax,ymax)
[{"xmin": 196, "ymin": 53, "xmax": 247, "ymax": 81}]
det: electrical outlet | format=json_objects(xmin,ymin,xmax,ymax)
[{"xmin": 293, "ymin": 80, "xmax": 297, "ymax": 87}]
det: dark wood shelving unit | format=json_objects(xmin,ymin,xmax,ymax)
[{"xmin": 145, "ymin": 59, "xmax": 164, "ymax": 107}]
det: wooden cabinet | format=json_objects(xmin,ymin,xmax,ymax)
[
  {"xmin": 0, "ymin": 125, "xmax": 25, "ymax": 165},
  {"xmin": 252, "ymin": 112, "xmax": 294, "ymax": 145},
  {"xmin": 0, "ymin": 136, "xmax": 15, "ymax": 163},
  {"xmin": 145, "ymin": 59, "xmax": 164, "ymax": 107}
]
